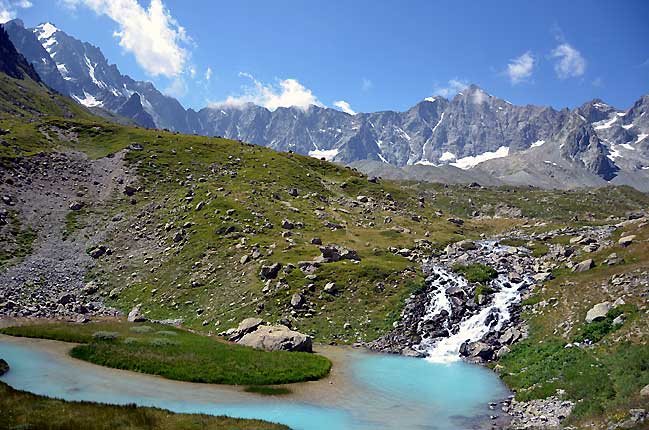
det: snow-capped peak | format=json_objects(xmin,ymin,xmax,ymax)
[
  {"xmin": 424, "ymin": 96, "xmax": 436, "ymax": 103},
  {"xmin": 35, "ymin": 22, "xmax": 59, "ymax": 41}
]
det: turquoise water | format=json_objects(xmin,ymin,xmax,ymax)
[{"xmin": 0, "ymin": 339, "xmax": 509, "ymax": 429}]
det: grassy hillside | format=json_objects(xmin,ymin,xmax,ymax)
[
  {"xmin": 2, "ymin": 72, "xmax": 649, "ymax": 347},
  {"xmin": 496, "ymin": 220, "xmax": 649, "ymax": 429}
]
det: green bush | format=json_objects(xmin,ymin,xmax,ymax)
[{"xmin": 452, "ymin": 263, "xmax": 498, "ymax": 283}]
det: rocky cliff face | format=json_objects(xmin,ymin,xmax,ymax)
[
  {"xmin": 0, "ymin": 25, "xmax": 40, "ymax": 82},
  {"xmin": 5, "ymin": 20, "xmax": 649, "ymax": 190}
]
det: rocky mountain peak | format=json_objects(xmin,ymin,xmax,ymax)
[{"xmin": 0, "ymin": 25, "xmax": 41, "ymax": 82}]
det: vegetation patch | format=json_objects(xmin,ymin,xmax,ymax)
[
  {"xmin": 1, "ymin": 321, "xmax": 332, "ymax": 385},
  {"xmin": 474, "ymin": 284, "xmax": 495, "ymax": 303},
  {"xmin": 0, "ymin": 211, "xmax": 36, "ymax": 269},
  {"xmin": 499, "ymin": 340, "xmax": 649, "ymax": 421},
  {"xmin": 0, "ymin": 381, "xmax": 288, "ymax": 430},
  {"xmin": 244, "ymin": 385, "xmax": 292, "ymax": 396},
  {"xmin": 572, "ymin": 304, "xmax": 638, "ymax": 344},
  {"xmin": 452, "ymin": 263, "xmax": 498, "ymax": 283}
]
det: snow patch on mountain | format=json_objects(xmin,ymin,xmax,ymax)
[
  {"xmin": 440, "ymin": 151, "xmax": 456, "ymax": 161},
  {"xmin": 72, "ymin": 91, "xmax": 102, "ymax": 107},
  {"xmin": 35, "ymin": 22, "xmax": 58, "ymax": 41},
  {"xmin": 451, "ymin": 146, "xmax": 510, "ymax": 169},
  {"xmin": 308, "ymin": 148, "xmax": 339, "ymax": 161},
  {"xmin": 531, "ymin": 140, "xmax": 545, "ymax": 148}
]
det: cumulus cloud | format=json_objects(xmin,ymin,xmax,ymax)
[
  {"xmin": 63, "ymin": 0, "xmax": 190, "ymax": 77},
  {"xmin": 506, "ymin": 51, "xmax": 535, "ymax": 84},
  {"xmin": 361, "ymin": 78, "xmax": 373, "ymax": 91},
  {"xmin": 205, "ymin": 67, "xmax": 212, "ymax": 81},
  {"xmin": 212, "ymin": 73, "xmax": 323, "ymax": 111},
  {"xmin": 333, "ymin": 100, "xmax": 356, "ymax": 115},
  {"xmin": 433, "ymin": 79, "xmax": 469, "ymax": 97},
  {"xmin": 550, "ymin": 43, "xmax": 586, "ymax": 79},
  {"xmin": 0, "ymin": 0, "xmax": 33, "ymax": 23}
]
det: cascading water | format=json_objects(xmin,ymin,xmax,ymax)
[{"xmin": 417, "ymin": 241, "xmax": 530, "ymax": 363}]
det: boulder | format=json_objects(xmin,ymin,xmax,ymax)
[
  {"xmin": 323, "ymin": 282, "xmax": 337, "ymax": 294},
  {"xmin": 532, "ymin": 272, "xmax": 554, "ymax": 282},
  {"xmin": 57, "ymin": 293, "xmax": 75, "ymax": 305},
  {"xmin": 238, "ymin": 325, "xmax": 312, "ymax": 352},
  {"xmin": 573, "ymin": 258, "xmax": 595, "ymax": 273},
  {"xmin": 0, "ymin": 359, "xmax": 9, "ymax": 376},
  {"xmin": 69, "ymin": 201, "xmax": 84, "ymax": 211},
  {"xmin": 228, "ymin": 317, "xmax": 264, "ymax": 341},
  {"xmin": 499, "ymin": 327, "xmax": 522, "ymax": 345},
  {"xmin": 290, "ymin": 293, "xmax": 305, "ymax": 309},
  {"xmin": 259, "ymin": 263, "xmax": 282, "ymax": 280},
  {"xmin": 641, "ymin": 384, "xmax": 649, "ymax": 397},
  {"xmin": 127, "ymin": 305, "xmax": 147, "ymax": 322},
  {"xmin": 457, "ymin": 240, "xmax": 476, "ymax": 250},
  {"xmin": 319, "ymin": 245, "xmax": 360, "ymax": 263},
  {"xmin": 460, "ymin": 341, "xmax": 494, "ymax": 361},
  {"xmin": 585, "ymin": 302, "xmax": 611, "ymax": 323},
  {"xmin": 618, "ymin": 235, "xmax": 636, "ymax": 247}
]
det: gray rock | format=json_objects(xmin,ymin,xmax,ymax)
[
  {"xmin": 585, "ymin": 302, "xmax": 611, "ymax": 323},
  {"xmin": 640, "ymin": 384, "xmax": 649, "ymax": 397},
  {"xmin": 323, "ymin": 282, "xmax": 337, "ymax": 294},
  {"xmin": 237, "ymin": 325, "xmax": 312, "ymax": 352},
  {"xmin": 227, "ymin": 317, "xmax": 265, "ymax": 341},
  {"xmin": 290, "ymin": 293, "xmax": 305, "ymax": 309},
  {"xmin": 618, "ymin": 235, "xmax": 636, "ymax": 247},
  {"xmin": 0, "ymin": 358, "xmax": 9, "ymax": 376},
  {"xmin": 573, "ymin": 258, "xmax": 595, "ymax": 273},
  {"xmin": 127, "ymin": 304, "xmax": 147, "ymax": 322},
  {"xmin": 68, "ymin": 201, "xmax": 84, "ymax": 211},
  {"xmin": 259, "ymin": 262, "xmax": 282, "ymax": 280},
  {"xmin": 457, "ymin": 239, "xmax": 476, "ymax": 250}
]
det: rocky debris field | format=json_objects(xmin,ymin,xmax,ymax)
[{"xmin": 0, "ymin": 150, "xmax": 129, "ymax": 320}]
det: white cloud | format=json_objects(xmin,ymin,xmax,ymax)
[
  {"xmin": 205, "ymin": 67, "xmax": 212, "ymax": 81},
  {"xmin": 212, "ymin": 73, "xmax": 323, "ymax": 111},
  {"xmin": 550, "ymin": 43, "xmax": 586, "ymax": 79},
  {"xmin": 63, "ymin": 0, "xmax": 189, "ymax": 77},
  {"xmin": 506, "ymin": 51, "xmax": 535, "ymax": 84},
  {"xmin": 0, "ymin": 0, "xmax": 33, "ymax": 23},
  {"xmin": 333, "ymin": 100, "xmax": 356, "ymax": 115},
  {"xmin": 164, "ymin": 76, "xmax": 187, "ymax": 98},
  {"xmin": 189, "ymin": 66, "xmax": 196, "ymax": 78},
  {"xmin": 433, "ymin": 79, "xmax": 469, "ymax": 97},
  {"xmin": 361, "ymin": 78, "xmax": 373, "ymax": 91}
]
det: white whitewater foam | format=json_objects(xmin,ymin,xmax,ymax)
[
  {"xmin": 418, "ymin": 242, "xmax": 528, "ymax": 363},
  {"xmin": 424, "ymin": 274, "xmax": 523, "ymax": 363}
]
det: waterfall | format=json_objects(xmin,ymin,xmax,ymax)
[{"xmin": 417, "ymin": 242, "xmax": 529, "ymax": 363}]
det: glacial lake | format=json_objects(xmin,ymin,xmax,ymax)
[{"xmin": 0, "ymin": 336, "xmax": 510, "ymax": 430}]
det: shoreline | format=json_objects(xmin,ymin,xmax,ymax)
[{"xmin": 0, "ymin": 324, "xmax": 514, "ymax": 430}]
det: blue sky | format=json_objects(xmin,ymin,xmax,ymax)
[{"xmin": 3, "ymin": 0, "xmax": 649, "ymax": 113}]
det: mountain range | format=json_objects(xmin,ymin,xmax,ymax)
[{"xmin": 3, "ymin": 19, "xmax": 649, "ymax": 191}]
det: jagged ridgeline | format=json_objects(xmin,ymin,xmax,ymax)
[{"xmin": 3, "ymin": 19, "xmax": 649, "ymax": 191}]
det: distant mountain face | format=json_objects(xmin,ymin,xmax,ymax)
[
  {"xmin": 4, "ymin": 19, "xmax": 649, "ymax": 191},
  {"xmin": 0, "ymin": 24, "xmax": 41, "ymax": 82}
]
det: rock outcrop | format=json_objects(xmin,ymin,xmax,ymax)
[{"xmin": 237, "ymin": 325, "xmax": 313, "ymax": 352}]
